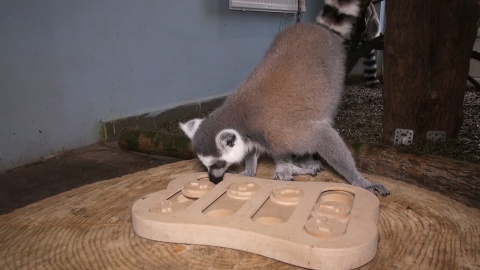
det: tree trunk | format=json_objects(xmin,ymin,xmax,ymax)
[{"xmin": 383, "ymin": 0, "xmax": 479, "ymax": 143}]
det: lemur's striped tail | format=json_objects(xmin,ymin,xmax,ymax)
[
  {"xmin": 315, "ymin": 0, "xmax": 361, "ymax": 38},
  {"xmin": 363, "ymin": 49, "xmax": 380, "ymax": 86}
]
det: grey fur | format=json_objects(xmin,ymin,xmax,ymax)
[
  {"xmin": 363, "ymin": 3, "xmax": 381, "ymax": 86},
  {"xmin": 180, "ymin": 1, "xmax": 389, "ymax": 196},
  {"xmin": 365, "ymin": 3, "xmax": 381, "ymax": 41},
  {"xmin": 240, "ymin": 150, "xmax": 260, "ymax": 177},
  {"xmin": 293, "ymin": 154, "xmax": 324, "ymax": 173}
]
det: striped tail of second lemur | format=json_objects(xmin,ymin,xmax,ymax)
[
  {"xmin": 362, "ymin": 3, "xmax": 381, "ymax": 87},
  {"xmin": 315, "ymin": 0, "xmax": 361, "ymax": 38},
  {"xmin": 315, "ymin": 0, "xmax": 380, "ymax": 86},
  {"xmin": 363, "ymin": 47, "xmax": 379, "ymax": 86}
]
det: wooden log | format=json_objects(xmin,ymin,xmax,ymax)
[
  {"xmin": 352, "ymin": 144, "xmax": 480, "ymax": 208},
  {"xmin": 118, "ymin": 128, "xmax": 480, "ymax": 207},
  {"xmin": 118, "ymin": 127, "xmax": 195, "ymax": 159}
]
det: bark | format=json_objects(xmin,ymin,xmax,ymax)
[
  {"xmin": 351, "ymin": 144, "xmax": 480, "ymax": 208},
  {"xmin": 118, "ymin": 128, "xmax": 479, "ymax": 207},
  {"xmin": 118, "ymin": 127, "xmax": 195, "ymax": 159},
  {"xmin": 383, "ymin": 0, "xmax": 479, "ymax": 143}
]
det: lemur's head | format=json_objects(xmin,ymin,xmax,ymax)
[{"xmin": 180, "ymin": 118, "xmax": 248, "ymax": 184}]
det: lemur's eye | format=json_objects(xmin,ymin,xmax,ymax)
[{"xmin": 211, "ymin": 160, "xmax": 226, "ymax": 169}]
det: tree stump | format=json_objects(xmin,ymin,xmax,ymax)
[{"xmin": 0, "ymin": 160, "xmax": 478, "ymax": 269}]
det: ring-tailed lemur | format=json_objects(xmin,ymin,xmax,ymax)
[
  {"xmin": 180, "ymin": 0, "xmax": 389, "ymax": 196},
  {"xmin": 361, "ymin": 3, "xmax": 381, "ymax": 87}
]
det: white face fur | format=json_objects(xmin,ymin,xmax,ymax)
[{"xmin": 180, "ymin": 119, "xmax": 249, "ymax": 183}]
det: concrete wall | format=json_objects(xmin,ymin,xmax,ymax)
[{"xmin": 0, "ymin": 0, "xmax": 325, "ymax": 172}]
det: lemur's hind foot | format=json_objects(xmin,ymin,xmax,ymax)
[
  {"xmin": 293, "ymin": 154, "xmax": 324, "ymax": 174},
  {"xmin": 273, "ymin": 155, "xmax": 320, "ymax": 181},
  {"xmin": 354, "ymin": 180, "xmax": 390, "ymax": 197},
  {"xmin": 368, "ymin": 184, "xmax": 390, "ymax": 197}
]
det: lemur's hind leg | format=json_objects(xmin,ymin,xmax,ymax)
[
  {"xmin": 273, "ymin": 155, "xmax": 319, "ymax": 181},
  {"xmin": 314, "ymin": 122, "xmax": 390, "ymax": 196},
  {"xmin": 293, "ymin": 154, "xmax": 324, "ymax": 173}
]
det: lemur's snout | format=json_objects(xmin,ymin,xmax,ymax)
[{"xmin": 208, "ymin": 171, "xmax": 224, "ymax": 184}]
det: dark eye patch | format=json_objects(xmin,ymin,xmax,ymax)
[{"xmin": 211, "ymin": 160, "xmax": 226, "ymax": 169}]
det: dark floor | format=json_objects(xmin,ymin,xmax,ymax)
[{"xmin": 0, "ymin": 143, "xmax": 175, "ymax": 215}]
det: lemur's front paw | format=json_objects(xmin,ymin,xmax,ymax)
[{"xmin": 365, "ymin": 183, "xmax": 390, "ymax": 197}]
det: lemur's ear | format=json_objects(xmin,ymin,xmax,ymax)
[
  {"xmin": 216, "ymin": 129, "xmax": 238, "ymax": 151},
  {"xmin": 179, "ymin": 118, "xmax": 203, "ymax": 139}
]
